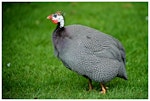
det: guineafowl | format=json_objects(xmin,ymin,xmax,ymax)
[{"xmin": 47, "ymin": 11, "xmax": 127, "ymax": 94}]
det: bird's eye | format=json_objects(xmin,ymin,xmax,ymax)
[{"xmin": 53, "ymin": 14, "xmax": 57, "ymax": 18}]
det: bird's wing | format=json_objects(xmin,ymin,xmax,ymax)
[
  {"xmin": 81, "ymin": 31, "xmax": 125, "ymax": 63},
  {"xmin": 78, "ymin": 33, "xmax": 127, "ymax": 79},
  {"xmin": 67, "ymin": 25, "xmax": 126, "ymax": 63}
]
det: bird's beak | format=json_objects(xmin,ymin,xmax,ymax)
[{"xmin": 47, "ymin": 15, "xmax": 52, "ymax": 20}]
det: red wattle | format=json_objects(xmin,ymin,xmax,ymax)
[{"xmin": 52, "ymin": 20, "xmax": 58, "ymax": 24}]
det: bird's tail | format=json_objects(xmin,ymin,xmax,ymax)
[{"xmin": 117, "ymin": 62, "xmax": 128, "ymax": 80}]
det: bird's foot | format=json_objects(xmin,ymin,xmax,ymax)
[
  {"xmin": 88, "ymin": 78, "xmax": 93, "ymax": 91},
  {"xmin": 100, "ymin": 90, "xmax": 106, "ymax": 94},
  {"xmin": 100, "ymin": 83, "xmax": 107, "ymax": 94},
  {"xmin": 88, "ymin": 87, "xmax": 93, "ymax": 91}
]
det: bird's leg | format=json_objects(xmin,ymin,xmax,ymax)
[
  {"xmin": 88, "ymin": 78, "xmax": 93, "ymax": 91},
  {"xmin": 100, "ymin": 83, "xmax": 106, "ymax": 94}
]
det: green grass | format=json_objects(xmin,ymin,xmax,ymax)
[{"xmin": 2, "ymin": 2, "xmax": 148, "ymax": 99}]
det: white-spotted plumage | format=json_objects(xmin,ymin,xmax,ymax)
[{"xmin": 47, "ymin": 12, "xmax": 127, "ymax": 94}]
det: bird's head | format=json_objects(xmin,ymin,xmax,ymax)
[{"xmin": 47, "ymin": 11, "xmax": 64, "ymax": 28}]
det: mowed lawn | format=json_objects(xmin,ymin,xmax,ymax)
[{"xmin": 2, "ymin": 2, "xmax": 148, "ymax": 99}]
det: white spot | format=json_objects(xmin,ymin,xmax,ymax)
[{"xmin": 7, "ymin": 63, "xmax": 11, "ymax": 67}]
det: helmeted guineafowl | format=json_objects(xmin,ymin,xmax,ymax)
[{"xmin": 47, "ymin": 11, "xmax": 127, "ymax": 94}]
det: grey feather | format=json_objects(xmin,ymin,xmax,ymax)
[{"xmin": 52, "ymin": 24, "xmax": 127, "ymax": 83}]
